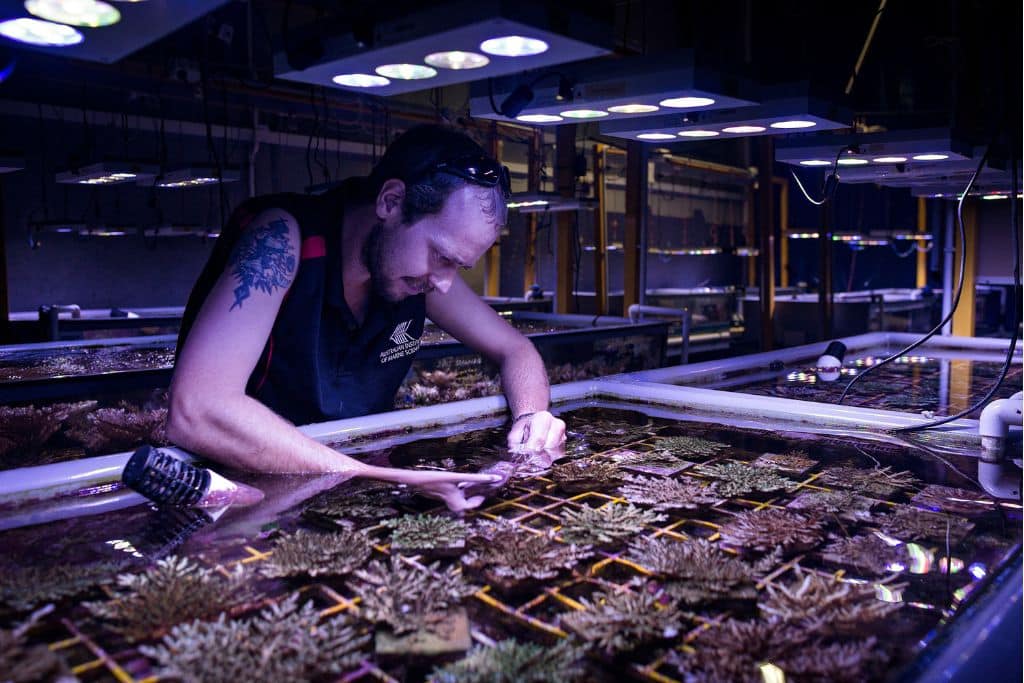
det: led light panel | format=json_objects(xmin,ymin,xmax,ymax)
[
  {"xmin": 274, "ymin": 3, "xmax": 611, "ymax": 96},
  {"xmin": 775, "ymin": 129, "xmax": 974, "ymax": 167},
  {"xmin": 56, "ymin": 161, "xmax": 156, "ymax": 185},
  {"xmin": 472, "ymin": 52, "xmax": 754, "ymax": 125},
  {"xmin": 149, "ymin": 167, "xmax": 241, "ymax": 188},
  {"xmin": 600, "ymin": 96, "xmax": 849, "ymax": 142},
  {"xmin": 506, "ymin": 192, "xmax": 596, "ymax": 213},
  {"xmin": 0, "ymin": 0, "xmax": 229, "ymax": 62}
]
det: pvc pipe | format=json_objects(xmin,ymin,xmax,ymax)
[{"xmin": 979, "ymin": 391, "xmax": 1024, "ymax": 455}]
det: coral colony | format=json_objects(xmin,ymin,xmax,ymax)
[{"xmin": 2, "ymin": 407, "xmax": 1018, "ymax": 682}]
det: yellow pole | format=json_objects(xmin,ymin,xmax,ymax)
[
  {"xmin": 777, "ymin": 178, "xmax": 789, "ymax": 288},
  {"xmin": 951, "ymin": 201, "xmax": 978, "ymax": 336},
  {"xmin": 916, "ymin": 197, "xmax": 927, "ymax": 288},
  {"xmin": 593, "ymin": 143, "xmax": 609, "ymax": 315},
  {"xmin": 484, "ymin": 132, "xmax": 503, "ymax": 296}
]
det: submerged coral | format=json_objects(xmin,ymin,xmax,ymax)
[
  {"xmin": 696, "ymin": 461, "xmax": 797, "ymax": 497},
  {"xmin": 877, "ymin": 506, "xmax": 975, "ymax": 544},
  {"xmin": 628, "ymin": 537, "xmax": 760, "ymax": 605},
  {"xmin": 462, "ymin": 520, "xmax": 593, "ymax": 585},
  {"xmin": 560, "ymin": 589, "xmax": 684, "ymax": 654},
  {"xmin": 303, "ymin": 482, "xmax": 404, "ymax": 524},
  {"xmin": 788, "ymin": 490, "xmax": 877, "ymax": 521},
  {"xmin": 548, "ymin": 459, "xmax": 625, "ymax": 492},
  {"xmin": 819, "ymin": 466, "xmax": 921, "ymax": 498},
  {"xmin": 558, "ymin": 504, "xmax": 667, "ymax": 546},
  {"xmin": 617, "ymin": 474, "xmax": 720, "ymax": 511},
  {"xmin": 649, "ymin": 435, "xmax": 728, "ymax": 459},
  {"xmin": 0, "ymin": 605, "xmax": 74, "ymax": 683},
  {"xmin": 348, "ymin": 556, "xmax": 477, "ymax": 635},
  {"xmin": 66, "ymin": 403, "xmax": 168, "ymax": 453},
  {"xmin": 429, "ymin": 638, "xmax": 585, "ymax": 683},
  {"xmin": 85, "ymin": 556, "xmax": 256, "ymax": 642},
  {"xmin": 718, "ymin": 509, "xmax": 827, "ymax": 556},
  {"xmin": 141, "ymin": 594, "xmax": 369, "ymax": 683},
  {"xmin": 385, "ymin": 514, "xmax": 468, "ymax": 552},
  {"xmin": 0, "ymin": 561, "xmax": 125, "ymax": 612},
  {"xmin": 0, "ymin": 401, "xmax": 94, "ymax": 462},
  {"xmin": 607, "ymin": 448, "xmax": 693, "ymax": 473},
  {"xmin": 820, "ymin": 534, "xmax": 913, "ymax": 576},
  {"xmin": 260, "ymin": 528, "xmax": 373, "ymax": 579},
  {"xmin": 573, "ymin": 418, "xmax": 654, "ymax": 449},
  {"xmin": 910, "ymin": 484, "xmax": 995, "ymax": 517},
  {"xmin": 759, "ymin": 571, "xmax": 903, "ymax": 636},
  {"xmin": 753, "ymin": 449, "xmax": 817, "ymax": 473}
]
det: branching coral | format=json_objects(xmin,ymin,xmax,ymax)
[
  {"xmin": 560, "ymin": 589, "xmax": 683, "ymax": 654},
  {"xmin": 462, "ymin": 520, "xmax": 593, "ymax": 586},
  {"xmin": 573, "ymin": 418, "xmax": 654, "ymax": 449},
  {"xmin": 819, "ymin": 466, "xmax": 920, "ymax": 498},
  {"xmin": 820, "ymin": 534, "xmax": 912, "ymax": 576},
  {"xmin": 758, "ymin": 571, "xmax": 903, "ymax": 636},
  {"xmin": 718, "ymin": 509, "xmax": 827, "ymax": 556},
  {"xmin": 788, "ymin": 490, "xmax": 877, "ymax": 521},
  {"xmin": 140, "ymin": 594, "xmax": 369, "ymax": 683},
  {"xmin": 753, "ymin": 449, "xmax": 817, "ymax": 473},
  {"xmin": 0, "ymin": 561, "xmax": 125, "ymax": 612},
  {"xmin": 85, "ymin": 556, "xmax": 257, "ymax": 642},
  {"xmin": 628, "ymin": 537, "xmax": 759, "ymax": 605},
  {"xmin": 303, "ymin": 482, "xmax": 403, "ymax": 524},
  {"xmin": 618, "ymin": 475, "xmax": 720, "ymax": 511},
  {"xmin": 0, "ymin": 605, "xmax": 74, "ymax": 683},
  {"xmin": 877, "ymin": 506, "xmax": 974, "ymax": 544},
  {"xmin": 260, "ymin": 528, "xmax": 373, "ymax": 579},
  {"xmin": 558, "ymin": 504, "xmax": 667, "ymax": 546},
  {"xmin": 66, "ymin": 403, "xmax": 168, "ymax": 453},
  {"xmin": 385, "ymin": 514, "xmax": 468, "ymax": 552},
  {"xmin": 429, "ymin": 638, "xmax": 585, "ymax": 683},
  {"xmin": 695, "ymin": 461, "xmax": 797, "ymax": 498},
  {"xmin": 348, "ymin": 556, "xmax": 477, "ymax": 636},
  {"xmin": 0, "ymin": 401, "xmax": 94, "ymax": 462},
  {"xmin": 548, "ymin": 459, "xmax": 624, "ymax": 492},
  {"xmin": 649, "ymin": 435, "xmax": 728, "ymax": 459},
  {"xmin": 607, "ymin": 448, "xmax": 693, "ymax": 473}
]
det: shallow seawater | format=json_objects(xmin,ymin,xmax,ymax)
[
  {"xmin": 0, "ymin": 344, "xmax": 175, "ymax": 382},
  {"xmin": 703, "ymin": 347, "xmax": 1022, "ymax": 419},
  {"xmin": 0, "ymin": 405, "xmax": 1019, "ymax": 683}
]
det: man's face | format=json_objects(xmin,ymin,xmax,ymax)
[{"xmin": 366, "ymin": 184, "xmax": 499, "ymax": 302}]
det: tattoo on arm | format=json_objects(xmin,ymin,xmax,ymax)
[{"xmin": 228, "ymin": 218, "xmax": 297, "ymax": 311}]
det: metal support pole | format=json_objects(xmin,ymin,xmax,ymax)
[
  {"xmin": 624, "ymin": 141, "xmax": 648, "ymax": 311},
  {"xmin": 523, "ymin": 130, "xmax": 541, "ymax": 296},
  {"xmin": 555, "ymin": 124, "xmax": 577, "ymax": 314},
  {"xmin": 916, "ymin": 197, "xmax": 928, "ymax": 287},
  {"xmin": 483, "ymin": 127, "xmax": 502, "ymax": 297},
  {"xmin": 0, "ymin": 178, "xmax": 8, "ymax": 344},
  {"xmin": 942, "ymin": 202, "xmax": 955, "ymax": 335},
  {"xmin": 757, "ymin": 138, "xmax": 775, "ymax": 350},
  {"xmin": 592, "ymin": 143, "xmax": 609, "ymax": 316},
  {"xmin": 777, "ymin": 178, "xmax": 790, "ymax": 287},
  {"xmin": 951, "ymin": 200, "xmax": 979, "ymax": 337},
  {"xmin": 819, "ymin": 202, "xmax": 834, "ymax": 340}
]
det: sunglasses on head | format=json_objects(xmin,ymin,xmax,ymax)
[{"xmin": 430, "ymin": 155, "xmax": 512, "ymax": 199}]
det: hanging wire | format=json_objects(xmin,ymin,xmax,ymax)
[{"xmin": 838, "ymin": 147, "xmax": 990, "ymax": 405}]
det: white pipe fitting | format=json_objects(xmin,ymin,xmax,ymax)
[{"xmin": 979, "ymin": 391, "xmax": 1023, "ymax": 459}]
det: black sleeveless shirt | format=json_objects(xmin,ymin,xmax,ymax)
[{"xmin": 178, "ymin": 182, "xmax": 426, "ymax": 425}]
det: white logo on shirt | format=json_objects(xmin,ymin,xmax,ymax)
[
  {"xmin": 389, "ymin": 319, "xmax": 415, "ymax": 345},
  {"xmin": 381, "ymin": 319, "xmax": 421, "ymax": 364}
]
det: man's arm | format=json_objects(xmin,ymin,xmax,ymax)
[
  {"xmin": 425, "ymin": 276, "xmax": 566, "ymax": 450},
  {"xmin": 169, "ymin": 209, "xmax": 500, "ymax": 510}
]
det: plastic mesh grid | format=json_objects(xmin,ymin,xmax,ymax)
[{"xmin": 21, "ymin": 413, "xmax": 1023, "ymax": 682}]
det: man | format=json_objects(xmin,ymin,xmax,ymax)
[{"xmin": 168, "ymin": 125, "xmax": 566, "ymax": 511}]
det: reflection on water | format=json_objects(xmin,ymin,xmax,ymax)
[{"xmin": 0, "ymin": 405, "xmax": 1019, "ymax": 682}]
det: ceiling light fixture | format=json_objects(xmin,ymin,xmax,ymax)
[
  {"xmin": 472, "ymin": 50, "xmax": 754, "ymax": 126},
  {"xmin": 799, "ymin": 160, "xmax": 832, "ymax": 166},
  {"xmin": 25, "ymin": 0, "xmax": 121, "ymax": 27},
  {"xmin": 872, "ymin": 156, "xmax": 907, "ymax": 163},
  {"xmin": 637, "ymin": 133, "xmax": 676, "ymax": 140},
  {"xmin": 424, "ymin": 50, "xmax": 489, "ymax": 69},
  {"xmin": 479, "ymin": 35, "xmax": 548, "ymax": 56},
  {"xmin": 0, "ymin": 17, "xmax": 82, "ymax": 46},
  {"xmin": 332, "ymin": 73, "xmax": 389, "ymax": 87},
  {"xmin": 516, "ymin": 113, "xmax": 562, "ymax": 123},
  {"xmin": 148, "ymin": 168, "xmax": 241, "ymax": 188},
  {"xmin": 912, "ymin": 153, "xmax": 950, "ymax": 161},
  {"xmin": 56, "ymin": 161, "xmax": 156, "ymax": 185},
  {"xmin": 836, "ymin": 158, "xmax": 869, "ymax": 166},
  {"xmin": 607, "ymin": 103, "xmax": 659, "ymax": 114},
  {"xmin": 602, "ymin": 93, "xmax": 849, "ymax": 142},
  {"xmin": 276, "ymin": 5, "xmax": 610, "ymax": 96},
  {"xmin": 560, "ymin": 109, "xmax": 607, "ymax": 118},
  {"xmin": 374, "ymin": 63, "xmax": 437, "ymax": 79}
]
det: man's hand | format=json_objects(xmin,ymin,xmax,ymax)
[
  {"xmin": 361, "ymin": 466, "xmax": 502, "ymax": 513},
  {"xmin": 507, "ymin": 410, "xmax": 566, "ymax": 451}
]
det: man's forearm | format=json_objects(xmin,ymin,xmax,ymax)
[
  {"xmin": 167, "ymin": 393, "xmax": 367, "ymax": 475},
  {"xmin": 498, "ymin": 341, "xmax": 551, "ymax": 418}
]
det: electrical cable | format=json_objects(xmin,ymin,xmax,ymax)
[
  {"xmin": 892, "ymin": 152, "xmax": 1021, "ymax": 433},
  {"xmin": 789, "ymin": 145, "xmax": 851, "ymax": 206},
  {"xmin": 837, "ymin": 147, "xmax": 990, "ymax": 405}
]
